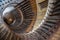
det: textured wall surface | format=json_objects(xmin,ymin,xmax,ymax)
[{"xmin": 33, "ymin": 0, "xmax": 47, "ymax": 30}]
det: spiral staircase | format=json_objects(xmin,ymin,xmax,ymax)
[{"xmin": 0, "ymin": 0, "xmax": 60, "ymax": 40}]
